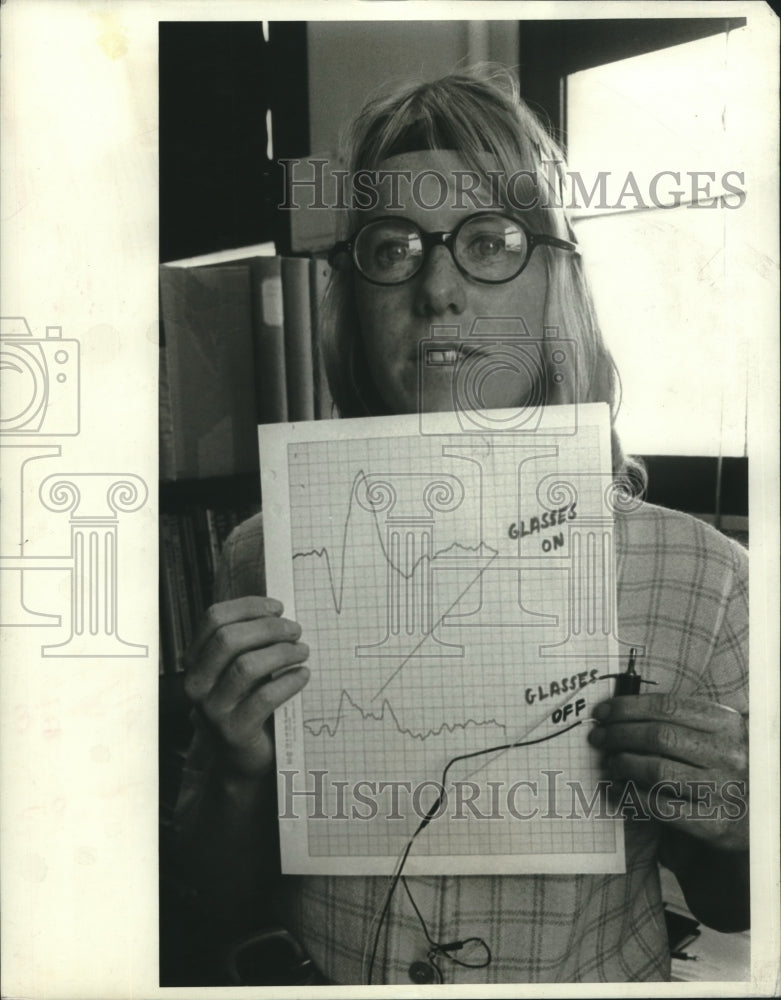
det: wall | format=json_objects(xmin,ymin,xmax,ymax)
[{"xmin": 306, "ymin": 20, "xmax": 519, "ymax": 154}]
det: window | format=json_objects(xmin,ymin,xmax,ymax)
[{"xmin": 565, "ymin": 27, "xmax": 752, "ymax": 457}]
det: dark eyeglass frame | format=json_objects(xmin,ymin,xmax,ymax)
[{"xmin": 328, "ymin": 211, "xmax": 579, "ymax": 286}]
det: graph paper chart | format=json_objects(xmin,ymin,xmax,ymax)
[{"xmin": 260, "ymin": 405, "xmax": 626, "ymax": 875}]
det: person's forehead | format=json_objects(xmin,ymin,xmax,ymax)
[
  {"xmin": 376, "ymin": 150, "xmax": 496, "ymax": 176},
  {"xmin": 362, "ymin": 149, "xmax": 502, "ymax": 225}
]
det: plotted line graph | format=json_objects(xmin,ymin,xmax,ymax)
[
  {"xmin": 304, "ymin": 686, "xmax": 508, "ymax": 740},
  {"xmin": 264, "ymin": 412, "xmax": 625, "ymax": 874},
  {"xmin": 292, "ymin": 469, "xmax": 379, "ymax": 616},
  {"xmin": 292, "ymin": 469, "xmax": 497, "ymax": 614}
]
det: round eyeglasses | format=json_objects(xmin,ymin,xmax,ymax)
[{"xmin": 328, "ymin": 212, "xmax": 578, "ymax": 285}]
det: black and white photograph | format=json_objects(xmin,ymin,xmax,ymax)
[{"xmin": 1, "ymin": 3, "xmax": 779, "ymax": 997}]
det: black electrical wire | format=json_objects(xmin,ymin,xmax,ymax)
[
  {"xmin": 401, "ymin": 875, "xmax": 491, "ymax": 979},
  {"xmin": 366, "ymin": 718, "xmax": 583, "ymax": 984}
]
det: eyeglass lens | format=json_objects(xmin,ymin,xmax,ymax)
[{"xmin": 354, "ymin": 215, "xmax": 530, "ymax": 284}]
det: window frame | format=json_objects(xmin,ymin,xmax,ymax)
[{"xmin": 518, "ymin": 17, "xmax": 747, "ymax": 151}]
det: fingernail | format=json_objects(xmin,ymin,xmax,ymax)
[
  {"xmin": 592, "ymin": 702, "xmax": 611, "ymax": 722},
  {"xmin": 588, "ymin": 726, "xmax": 606, "ymax": 747},
  {"xmin": 267, "ymin": 598, "xmax": 283, "ymax": 613},
  {"xmin": 285, "ymin": 620, "xmax": 301, "ymax": 636}
]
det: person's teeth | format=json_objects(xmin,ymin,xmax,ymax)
[{"xmin": 426, "ymin": 348, "xmax": 459, "ymax": 364}]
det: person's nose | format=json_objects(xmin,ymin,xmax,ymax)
[{"xmin": 413, "ymin": 244, "xmax": 466, "ymax": 318}]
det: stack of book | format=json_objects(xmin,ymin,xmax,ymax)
[
  {"xmin": 159, "ymin": 241, "xmax": 334, "ymax": 672},
  {"xmin": 159, "ymin": 243, "xmax": 334, "ymax": 482},
  {"xmin": 159, "ymin": 501, "xmax": 260, "ymax": 673}
]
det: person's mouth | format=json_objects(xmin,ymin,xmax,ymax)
[{"xmin": 415, "ymin": 342, "xmax": 493, "ymax": 366}]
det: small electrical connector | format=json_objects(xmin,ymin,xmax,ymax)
[{"xmin": 601, "ymin": 647, "xmax": 658, "ymax": 696}]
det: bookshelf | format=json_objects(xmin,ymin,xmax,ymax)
[
  {"xmin": 157, "ymin": 248, "xmax": 329, "ymax": 976},
  {"xmin": 158, "ymin": 248, "xmax": 333, "ymax": 676}
]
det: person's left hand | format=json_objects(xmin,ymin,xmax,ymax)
[{"xmin": 587, "ymin": 693, "xmax": 748, "ymax": 852}]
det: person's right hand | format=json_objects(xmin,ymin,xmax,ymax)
[{"xmin": 182, "ymin": 596, "xmax": 310, "ymax": 781}]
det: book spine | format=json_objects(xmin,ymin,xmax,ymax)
[
  {"xmin": 168, "ymin": 515, "xmax": 193, "ymax": 652},
  {"xmin": 250, "ymin": 256, "xmax": 288, "ymax": 424},
  {"xmin": 180, "ymin": 511, "xmax": 205, "ymax": 624},
  {"xmin": 159, "ymin": 519, "xmax": 174, "ymax": 673},
  {"xmin": 160, "ymin": 263, "xmax": 257, "ymax": 479},
  {"xmin": 158, "ymin": 344, "xmax": 177, "ymax": 481},
  {"xmin": 212, "ymin": 509, "xmax": 236, "ymax": 554},
  {"xmin": 190, "ymin": 505, "xmax": 215, "ymax": 611},
  {"xmin": 281, "ymin": 256, "xmax": 315, "ymax": 423},
  {"xmin": 160, "ymin": 515, "xmax": 186, "ymax": 672},
  {"xmin": 205, "ymin": 508, "xmax": 222, "ymax": 580},
  {"xmin": 309, "ymin": 256, "xmax": 335, "ymax": 420}
]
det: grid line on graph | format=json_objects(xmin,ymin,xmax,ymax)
[{"xmin": 284, "ymin": 424, "xmax": 619, "ymax": 863}]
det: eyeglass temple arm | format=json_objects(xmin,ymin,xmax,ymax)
[
  {"xmin": 328, "ymin": 239, "xmax": 352, "ymax": 266},
  {"xmin": 535, "ymin": 234, "xmax": 579, "ymax": 252}
]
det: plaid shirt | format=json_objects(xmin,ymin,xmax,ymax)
[{"xmin": 177, "ymin": 502, "xmax": 748, "ymax": 984}]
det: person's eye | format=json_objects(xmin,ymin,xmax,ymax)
[
  {"xmin": 371, "ymin": 237, "xmax": 416, "ymax": 271},
  {"xmin": 374, "ymin": 240, "xmax": 410, "ymax": 268},
  {"xmin": 465, "ymin": 232, "xmax": 506, "ymax": 258}
]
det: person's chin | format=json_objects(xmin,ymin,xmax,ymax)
[
  {"xmin": 420, "ymin": 395, "xmax": 457, "ymax": 414},
  {"xmin": 413, "ymin": 379, "xmax": 457, "ymax": 414},
  {"xmin": 381, "ymin": 366, "xmax": 450, "ymax": 415}
]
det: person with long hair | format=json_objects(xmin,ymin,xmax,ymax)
[{"xmin": 176, "ymin": 69, "xmax": 748, "ymax": 984}]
